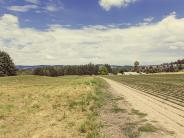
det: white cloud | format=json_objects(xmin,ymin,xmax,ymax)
[
  {"xmin": 44, "ymin": 4, "xmax": 63, "ymax": 12},
  {"xmin": 7, "ymin": 5, "xmax": 38, "ymax": 12},
  {"xmin": 0, "ymin": 14, "xmax": 183, "ymax": 65},
  {"xmin": 7, "ymin": 0, "xmax": 63, "ymax": 13},
  {"xmin": 42, "ymin": 0, "xmax": 63, "ymax": 12},
  {"xmin": 99, "ymin": 0, "xmax": 137, "ymax": 11},
  {"xmin": 144, "ymin": 17, "xmax": 154, "ymax": 23}
]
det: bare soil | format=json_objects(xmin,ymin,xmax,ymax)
[{"xmin": 101, "ymin": 77, "xmax": 184, "ymax": 138}]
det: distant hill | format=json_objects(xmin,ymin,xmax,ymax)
[{"xmin": 16, "ymin": 65, "xmax": 51, "ymax": 70}]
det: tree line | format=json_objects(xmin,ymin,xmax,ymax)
[
  {"xmin": 1, "ymin": 50, "xmax": 183, "ymax": 77},
  {"xmin": 33, "ymin": 64, "xmax": 109, "ymax": 76},
  {"xmin": 33, "ymin": 64, "xmax": 112, "ymax": 77}
]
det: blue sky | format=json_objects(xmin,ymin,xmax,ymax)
[
  {"xmin": 0, "ymin": 0, "xmax": 184, "ymax": 65},
  {"xmin": 1, "ymin": 0, "xmax": 184, "ymax": 29}
]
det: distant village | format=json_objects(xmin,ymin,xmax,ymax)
[
  {"xmin": 112, "ymin": 59, "xmax": 184, "ymax": 75},
  {"xmin": 140, "ymin": 59, "xmax": 184, "ymax": 73}
]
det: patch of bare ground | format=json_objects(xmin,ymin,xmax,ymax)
[{"xmin": 99, "ymin": 87, "xmax": 175, "ymax": 138}]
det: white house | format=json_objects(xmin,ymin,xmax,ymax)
[{"xmin": 124, "ymin": 72, "xmax": 140, "ymax": 75}]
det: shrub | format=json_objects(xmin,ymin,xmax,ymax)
[{"xmin": 99, "ymin": 66, "xmax": 108, "ymax": 75}]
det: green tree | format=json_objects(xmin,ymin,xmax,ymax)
[
  {"xmin": 0, "ymin": 51, "xmax": 16, "ymax": 76},
  {"xmin": 134, "ymin": 61, "xmax": 140, "ymax": 67},
  {"xmin": 104, "ymin": 64, "xmax": 112, "ymax": 73},
  {"xmin": 133, "ymin": 61, "xmax": 140, "ymax": 73},
  {"xmin": 178, "ymin": 64, "xmax": 182, "ymax": 70},
  {"xmin": 99, "ymin": 66, "xmax": 108, "ymax": 75}
]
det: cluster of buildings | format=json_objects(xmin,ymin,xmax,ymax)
[
  {"xmin": 140, "ymin": 60, "xmax": 184, "ymax": 73},
  {"xmin": 113, "ymin": 59, "xmax": 184, "ymax": 75}
]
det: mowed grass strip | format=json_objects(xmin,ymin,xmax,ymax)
[{"xmin": 0, "ymin": 75, "xmax": 109, "ymax": 138}]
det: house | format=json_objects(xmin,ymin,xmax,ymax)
[{"xmin": 124, "ymin": 72, "xmax": 140, "ymax": 75}]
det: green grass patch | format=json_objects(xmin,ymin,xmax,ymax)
[
  {"xmin": 138, "ymin": 123, "xmax": 157, "ymax": 132},
  {"xmin": 111, "ymin": 105, "xmax": 127, "ymax": 113},
  {"xmin": 0, "ymin": 104, "xmax": 14, "ymax": 112},
  {"xmin": 77, "ymin": 78, "xmax": 110, "ymax": 137},
  {"xmin": 131, "ymin": 109, "xmax": 147, "ymax": 118}
]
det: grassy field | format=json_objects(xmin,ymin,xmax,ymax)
[
  {"xmin": 0, "ymin": 75, "xmax": 109, "ymax": 138},
  {"xmin": 105, "ymin": 74, "xmax": 184, "ymax": 106}
]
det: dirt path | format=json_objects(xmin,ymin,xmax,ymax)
[{"xmin": 102, "ymin": 77, "xmax": 184, "ymax": 138}]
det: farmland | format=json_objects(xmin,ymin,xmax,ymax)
[
  {"xmin": 0, "ymin": 75, "xmax": 109, "ymax": 138},
  {"xmin": 0, "ymin": 74, "xmax": 184, "ymax": 138},
  {"xmin": 105, "ymin": 74, "xmax": 184, "ymax": 107}
]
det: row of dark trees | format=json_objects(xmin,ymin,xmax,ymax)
[
  {"xmin": 0, "ymin": 51, "xmax": 113, "ymax": 77},
  {"xmin": 32, "ymin": 64, "xmax": 112, "ymax": 77},
  {"xmin": 171, "ymin": 59, "xmax": 184, "ymax": 65}
]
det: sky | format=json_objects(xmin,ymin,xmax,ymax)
[{"xmin": 0, "ymin": 0, "xmax": 184, "ymax": 65}]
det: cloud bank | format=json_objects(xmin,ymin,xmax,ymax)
[
  {"xmin": 0, "ymin": 14, "xmax": 183, "ymax": 65},
  {"xmin": 7, "ymin": 5, "xmax": 38, "ymax": 12},
  {"xmin": 99, "ymin": 0, "xmax": 137, "ymax": 11}
]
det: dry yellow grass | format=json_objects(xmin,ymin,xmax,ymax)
[{"xmin": 0, "ymin": 75, "xmax": 107, "ymax": 138}]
